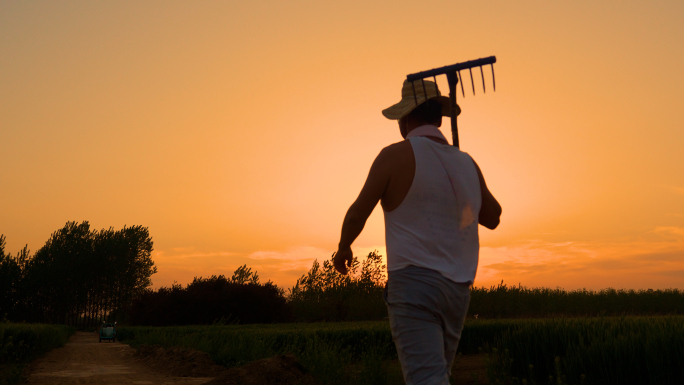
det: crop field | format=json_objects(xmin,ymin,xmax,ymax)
[
  {"xmin": 0, "ymin": 323, "xmax": 74, "ymax": 385},
  {"xmin": 118, "ymin": 321, "xmax": 400, "ymax": 384},
  {"xmin": 117, "ymin": 315, "xmax": 684, "ymax": 385},
  {"xmin": 484, "ymin": 316, "xmax": 684, "ymax": 384}
]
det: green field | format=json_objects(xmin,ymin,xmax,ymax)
[
  {"xmin": 4, "ymin": 317, "xmax": 682, "ymax": 384},
  {"xmin": 0, "ymin": 323, "xmax": 74, "ymax": 385},
  {"xmin": 117, "ymin": 315, "xmax": 684, "ymax": 385},
  {"xmin": 118, "ymin": 321, "xmax": 399, "ymax": 384}
]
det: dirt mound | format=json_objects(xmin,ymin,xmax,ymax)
[
  {"xmin": 204, "ymin": 354, "xmax": 319, "ymax": 385},
  {"xmin": 134, "ymin": 345, "xmax": 318, "ymax": 384},
  {"xmin": 135, "ymin": 344, "xmax": 228, "ymax": 377}
]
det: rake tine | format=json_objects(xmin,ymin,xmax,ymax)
[
  {"xmin": 421, "ymin": 78, "xmax": 428, "ymax": 100},
  {"xmin": 480, "ymin": 65, "xmax": 486, "ymax": 93},
  {"xmin": 433, "ymin": 76, "xmax": 438, "ymax": 97},
  {"xmin": 403, "ymin": 55, "xmax": 497, "ymax": 150}
]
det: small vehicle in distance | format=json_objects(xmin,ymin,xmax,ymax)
[{"xmin": 99, "ymin": 321, "xmax": 117, "ymax": 343}]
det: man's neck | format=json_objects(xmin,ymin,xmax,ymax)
[{"xmin": 406, "ymin": 125, "xmax": 449, "ymax": 144}]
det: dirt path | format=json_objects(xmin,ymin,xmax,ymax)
[
  {"xmin": 24, "ymin": 331, "xmax": 487, "ymax": 384},
  {"xmin": 25, "ymin": 332, "xmax": 215, "ymax": 385}
]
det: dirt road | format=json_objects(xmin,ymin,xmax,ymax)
[
  {"xmin": 24, "ymin": 331, "xmax": 487, "ymax": 384},
  {"xmin": 25, "ymin": 332, "xmax": 215, "ymax": 385}
]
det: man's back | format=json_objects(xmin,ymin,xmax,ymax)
[
  {"xmin": 372, "ymin": 134, "xmax": 500, "ymax": 230},
  {"xmin": 383, "ymin": 136, "xmax": 482, "ymax": 284}
]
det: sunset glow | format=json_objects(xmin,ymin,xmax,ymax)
[{"xmin": 2, "ymin": 1, "xmax": 683, "ymax": 291}]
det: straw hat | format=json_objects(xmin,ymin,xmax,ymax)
[{"xmin": 382, "ymin": 79, "xmax": 459, "ymax": 120}]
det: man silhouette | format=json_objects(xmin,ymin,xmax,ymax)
[{"xmin": 334, "ymin": 79, "xmax": 501, "ymax": 384}]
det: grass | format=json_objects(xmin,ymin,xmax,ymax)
[
  {"xmin": 118, "ymin": 316, "xmax": 684, "ymax": 385},
  {"xmin": 484, "ymin": 316, "xmax": 684, "ymax": 385},
  {"xmin": 468, "ymin": 283, "xmax": 684, "ymax": 318},
  {"xmin": 118, "ymin": 321, "xmax": 396, "ymax": 384},
  {"xmin": 5, "ymin": 316, "xmax": 680, "ymax": 384},
  {"xmin": 0, "ymin": 323, "xmax": 74, "ymax": 385}
]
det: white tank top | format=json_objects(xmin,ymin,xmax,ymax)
[{"xmin": 383, "ymin": 136, "xmax": 482, "ymax": 284}]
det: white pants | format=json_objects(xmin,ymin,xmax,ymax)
[{"xmin": 385, "ymin": 265, "xmax": 471, "ymax": 385}]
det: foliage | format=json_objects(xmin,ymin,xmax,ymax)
[
  {"xmin": 0, "ymin": 323, "xmax": 74, "ymax": 385},
  {"xmin": 0, "ymin": 221, "xmax": 156, "ymax": 328},
  {"xmin": 0, "ymin": 236, "xmax": 27, "ymax": 322},
  {"xmin": 288, "ymin": 250, "xmax": 387, "ymax": 322},
  {"xmin": 5, "ymin": 226, "xmax": 684, "ymax": 329},
  {"xmin": 128, "ymin": 265, "xmax": 289, "ymax": 325},
  {"xmin": 289, "ymin": 256, "xmax": 684, "ymax": 322},
  {"xmin": 468, "ymin": 280, "xmax": 684, "ymax": 318},
  {"xmin": 117, "ymin": 316, "xmax": 684, "ymax": 385},
  {"xmin": 230, "ymin": 264, "xmax": 260, "ymax": 285},
  {"xmin": 117, "ymin": 321, "xmax": 397, "ymax": 385},
  {"xmin": 483, "ymin": 316, "xmax": 684, "ymax": 385}
]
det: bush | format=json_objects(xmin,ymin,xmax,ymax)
[
  {"xmin": 128, "ymin": 266, "xmax": 290, "ymax": 325},
  {"xmin": 0, "ymin": 323, "xmax": 74, "ymax": 385},
  {"xmin": 288, "ymin": 251, "xmax": 387, "ymax": 322}
]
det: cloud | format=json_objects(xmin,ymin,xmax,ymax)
[
  {"xmin": 249, "ymin": 246, "xmax": 331, "ymax": 263},
  {"xmin": 156, "ymin": 250, "xmax": 239, "ymax": 259},
  {"xmin": 646, "ymin": 226, "xmax": 684, "ymax": 240},
  {"xmin": 152, "ymin": 246, "xmax": 336, "ymax": 290},
  {"xmin": 477, "ymin": 229, "xmax": 684, "ymax": 290},
  {"xmin": 244, "ymin": 246, "xmax": 333, "ymax": 279},
  {"xmin": 152, "ymin": 249, "xmax": 240, "ymax": 270},
  {"xmin": 149, "ymin": 227, "xmax": 684, "ymax": 292},
  {"xmin": 151, "ymin": 248, "xmax": 253, "ymax": 289},
  {"xmin": 150, "ymin": 244, "xmax": 389, "ymax": 290},
  {"xmin": 666, "ymin": 185, "xmax": 684, "ymax": 196}
]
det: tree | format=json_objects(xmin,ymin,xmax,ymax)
[
  {"xmin": 288, "ymin": 250, "xmax": 387, "ymax": 322},
  {"xmin": 17, "ymin": 221, "xmax": 156, "ymax": 327},
  {"xmin": 24, "ymin": 221, "xmax": 94, "ymax": 324},
  {"xmin": 0, "ymin": 235, "xmax": 22, "ymax": 320},
  {"xmin": 128, "ymin": 267, "xmax": 290, "ymax": 326},
  {"xmin": 230, "ymin": 264, "xmax": 260, "ymax": 285}
]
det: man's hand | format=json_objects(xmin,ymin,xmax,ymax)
[
  {"xmin": 334, "ymin": 246, "xmax": 353, "ymax": 275},
  {"xmin": 472, "ymin": 160, "xmax": 502, "ymax": 230}
]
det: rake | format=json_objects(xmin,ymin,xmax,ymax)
[{"xmin": 406, "ymin": 56, "xmax": 497, "ymax": 148}]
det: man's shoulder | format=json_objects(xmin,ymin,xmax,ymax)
[
  {"xmin": 372, "ymin": 140, "xmax": 413, "ymax": 171},
  {"xmin": 379, "ymin": 140, "xmax": 412, "ymax": 157}
]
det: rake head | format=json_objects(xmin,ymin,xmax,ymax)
[{"xmin": 405, "ymin": 56, "xmax": 497, "ymax": 148}]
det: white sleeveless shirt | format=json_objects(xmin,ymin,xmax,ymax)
[{"xmin": 383, "ymin": 135, "xmax": 482, "ymax": 284}]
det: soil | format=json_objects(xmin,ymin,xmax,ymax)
[
  {"xmin": 203, "ymin": 355, "xmax": 319, "ymax": 385},
  {"xmin": 23, "ymin": 332, "xmax": 318, "ymax": 385},
  {"xmin": 23, "ymin": 331, "xmax": 488, "ymax": 384},
  {"xmin": 451, "ymin": 354, "xmax": 489, "ymax": 385},
  {"xmin": 134, "ymin": 345, "xmax": 228, "ymax": 378}
]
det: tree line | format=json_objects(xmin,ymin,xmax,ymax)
[
  {"xmin": 129, "ymin": 251, "xmax": 684, "ymax": 324},
  {"xmin": 128, "ymin": 266, "xmax": 290, "ymax": 325},
  {"xmin": 1, "ymin": 221, "xmax": 388, "ymax": 327},
  {"xmin": 3, "ymin": 222, "xmax": 684, "ymax": 327},
  {"xmin": 0, "ymin": 221, "xmax": 156, "ymax": 327},
  {"xmin": 127, "ymin": 251, "xmax": 388, "ymax": 325}
]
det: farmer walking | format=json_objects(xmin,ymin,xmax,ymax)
[{"xmin": 334, "ymin": 79, "xmax": 501, "ymax": 384}]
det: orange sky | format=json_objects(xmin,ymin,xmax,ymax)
[{"xmin": 2, "ymin": 1, "xmax": 683, "ymax": 291}]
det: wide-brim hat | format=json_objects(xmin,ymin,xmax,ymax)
[{"xmin": 382, "ymin": 79, "xmax": 460, "ymax": 120}]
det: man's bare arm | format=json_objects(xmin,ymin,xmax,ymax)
[
  {"xmin": 473, "ymin": 160, "xmax": 502, "ymax": 230},
  {"xmin": 334, "ymin": 149, "xmax": 392, "ymax": 274}
]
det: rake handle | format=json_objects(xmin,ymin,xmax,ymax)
[{"xmin": 446, "ymin": 72, "xmax": 460, "ymax": 148}]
